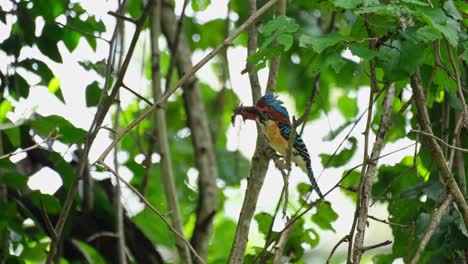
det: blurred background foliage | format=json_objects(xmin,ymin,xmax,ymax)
[{"xmin": 0, "ymin": 0, "xmax": 467, "ymax": 263}]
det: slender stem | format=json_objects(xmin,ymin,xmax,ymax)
[
  {"xmin": 165, "ymin": 0, "xmax": 189, "ymax": 92},
  {"xmin": 410, "ymin": 129, "xmax": 468, "ymax": 153},
  {"xmin": 410, "ymin": 196, "xmax": 453, "ymax": 264},
  {"xmin": 265, "ymin": 0, "xmax": 285, "ymax": 93},
  {"xmin": 326, "ymin": 235, "xmax": 350, "ymax": 264},
  {"xmin": 150, "ymin": 1, "xmax": 192, "ymax": 262}
]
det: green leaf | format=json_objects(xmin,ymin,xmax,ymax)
[
  {"xmin": 20, "ymin": 242, "xmax": 48, "ymax": 262},
  {"xmin": 192, "ymin": 0, "xmax": 211, "ymax": 11},
  {"xmin": 216, "ymin": 150, "xmax": 249, "ymax": 186},
  {"xmin": 72, "ymin": 240, "xmax": 106, "ymax": 264},
  {"xmin": 277, "ymin": 34, "xmax": 293, "ymax": 51},
  {"xmin": 30, "ymin": 115, "xmax": 87, "ymax": 144},
  {"xmin": 443, "ymin": 1, "xmax": 462, "ymax": 21},
  {"xmin": 299, "ymin": 33, "xmax": 342, "ymax": 53},
  {"xmin": 320, "ymin": 137, "xmax": 357, "ymax": 168},
  {"xmin": 8, "ymin": 73, "xmax": 29, "ymax": 100},
  {"xmin": 0, "ymin": 100, "xmax": 12, "ymax": 123},
  {"xmin": 0, "ymin": 173, "xmax": 28, "ymax": 188},
  {"xmin": 37, "ymin": 24, "xmax": 63, "ymax": 63},
  {"xmin": 355, "ymin": 5, "xmax": 397, "ymax": 15},
  {"xmin": 416, "ymin": 25, "xmax": 442, "ymax": 42},
  {"xmin": 19, "ymin": 58, "xmax": 54, "ymax": 86},
  {"xmin": 323, "ymin": 52, "xmax": 346, "ymax": 73},
  {"xmin": 337, "ymin": 95, "xmax": 358, "ymax": 119},
  {"xmin": 261, "ymin": 16, "xmax": 299, "ymax": 36},
  {"xmin": 48, "ymin": 77, "xmax": 65, "ymax": 103},
  {"xmin": 79, "ymin": 60, "xmax": 107, "ymax": 77},
  {"xmin": 85, "ymin": 81, "xmax": 102, "ymax": 107},
  {"xmin": 333, "ymin": 0, "xmax": 363, "ymax": 9},
  {"xmin": 311, "ymin": 201, "xmax": 338, "ymax": 232},
  {"xmin": 446, "ymin": 88, "xmax": 464, "ymax": 111},
  {"xmin": 349, "ymin": 45, "xmax": 381, "ymax": 60},
  {"xmin": 29, "ymin": 191, "xmax": 61, "ymax": 214},
  {"xmin": 401, "ymin": 0, "xmax": 429, "ymax": 6},
  {"xmin": 4, "ymin": 126, "xmax": 20, "ymax": 147},
  {"xmin": 340, "ymin": 170, "xmax": 360, "ymax": 200},
  {"xmin": 255, "ymin": 212, "xmax": 273, "ymax": 235}
]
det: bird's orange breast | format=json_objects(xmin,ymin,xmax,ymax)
[{"xmin": 264, "ymin": 121, "xmax": 288, "ymax": 155}]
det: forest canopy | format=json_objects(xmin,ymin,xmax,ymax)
[{"xmin": 0, "ymin": 0, "xmax": 467, "ymax": 263}]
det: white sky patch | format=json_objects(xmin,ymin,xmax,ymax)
[
  {"xmin": 28, "ymin": 167, "xmax": 63, "ymax": 195},
  {"xmin": 341, "ymin": 47, "xmax": 361, "ymax": 63}
]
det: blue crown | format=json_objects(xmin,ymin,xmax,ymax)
[{"xmin": 261, "ymin": 93, "xmax": 290, "ymax": 119}]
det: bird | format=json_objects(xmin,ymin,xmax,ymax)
[{"xmin": 232, "ymin": 93, "xmax": 324, "ymax": 199}]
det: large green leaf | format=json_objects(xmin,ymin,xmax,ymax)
[
  {"xmin": 299, "ymin": 32, "xmax": 342, "ymax": 53},
  {"xmin": 311, "ymin": 201, "xmax": 338, "ymax": 232},
  {"xmin": 30, "ymin": 115, "xmax": 87, "ymax": 144},
  {"xmin": 320, "ymin": 137, "xmax": 357, "ymax": 168},
  {"xmin": 0, "ymin": 173, "xmax": 28, "ymax": 188},
  {"xmin": 85, "ymin": 81, "xmax": 102, "ymax": 107}
]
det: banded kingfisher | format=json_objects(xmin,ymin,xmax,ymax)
[{"xmin": 232, "ymin": 94, "xmax": 324, "ymax": 199}]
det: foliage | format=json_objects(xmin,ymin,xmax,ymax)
[{"xmin": 0, "ymin": 0, "xmax": 467, "ymax": 263}]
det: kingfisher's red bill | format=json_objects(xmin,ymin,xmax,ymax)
[{"xmin": 231, "ymin": 105, "xmax": 266, "ymax": 126}]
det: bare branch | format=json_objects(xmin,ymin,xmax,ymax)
[
  {"xmin": 56, "ymin": 22, "xmax": 109, "ymax": 43},
  {"xmin": 410, "ymin": 129, "xmax": 468, "ymax": 153},
  {"xmin": 107, "ymin": 11, "xmax": 137, "ymax": 24},
  {"xmin": 86, "ymin": 232, "xmax": 119, "ymax": 243},
  {"xmin": 121, "ymin": 83, "xmax": 152, "ymax": 106},
  {"xmin": 368, "ymin": 215, "xmax": 408, "ymax": 228},
  {"xmin": 165, "ymin": 0, "xmax": 189, "ymax": 92},
  {"xmin": 410, "ymin": 71, "xmax": 468, "ymax": 227},
  {"xmin": 0, "ymin": 133, "xmax": 61, "ymax": 160},
  {"xmin": 351, "ymin": 84, "xmax": 396, "ymax": 263},
  {"xmin": 326, "ymin": 235, "xmax": 350, "ymax": 264},
  {"xmin": 39, "ymin": 200, "xmax": 58, "ymax": 242},
  {"xmin": 150, "ymin": 1, "xmax": 192, "ymax": 262},
  {"xmin": 445, "ymin": 39, "xmax": 468, "ymax": 128},
  {"xmin": 410, "ymin": 195, "xmax": 453, "ymax": 264},
  {"xmin": 361, "ymin": 240, "xmax": 392, "ymax": 252},
  {"xmin": 245, "ymin": 0, "xmax": 262, "ymax": 96},
  {"xmin": 273, "ymin": 219, "xmax": 293, "ymax": 264},
  {"xmin": 265, "ymin": 0, "xmax": 286, "ymax": 94}
]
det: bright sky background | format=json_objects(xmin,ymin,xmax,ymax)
[{"xmin": 0, "ymin": 0, "xmax": 417, "ymax": 262}]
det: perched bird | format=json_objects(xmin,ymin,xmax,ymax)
[{"xmin": 232, "ymin": 94, "xmax": 324, "ymax": 198}]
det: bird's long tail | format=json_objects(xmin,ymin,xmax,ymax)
[{"xmin": 306, "ymin": 161, "xmax": 324, "ymax": 199}]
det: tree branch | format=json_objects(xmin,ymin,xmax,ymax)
[
  {"xmin": 367, "ymin": 215, "xmax": 408, "ymax": 228},
  {"xmin": 361, "ymin": 240, "xmax": 392, "ymax": 252},
  {"xmin": 410, "ymin": 129, "xmax": 468, "ymax": 153},
  {"xmin": 265, "ymin": 0, "xmax": 286, "ymax": 94},
  {"xmin": 410, "ymin": 71, "xmax": 468, "ymax": 227},
  {"xmin": 273, "ymin": 219, "xmax": 293, "ymax": 264},
  {"xmin": 164, "ymin": 0, "xmax": 189, "ymax": 92},
  {"xmin": 326, "ymin": 235, "xmax": 350, "ymax": 264},
  {"xmin": 245, "ymin": 0, "xmax": 262, "ymax": 95},
  {"xmin": 150, "ymin": 1, "xmax": 192, "ymax": 262},
  {"xmin": 351, "ymin": 84, "xmax": 395, "ymax": 263},
  {"xmin": 409, "ymin": 195, "xmax": 453, "ymax": 264}
]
